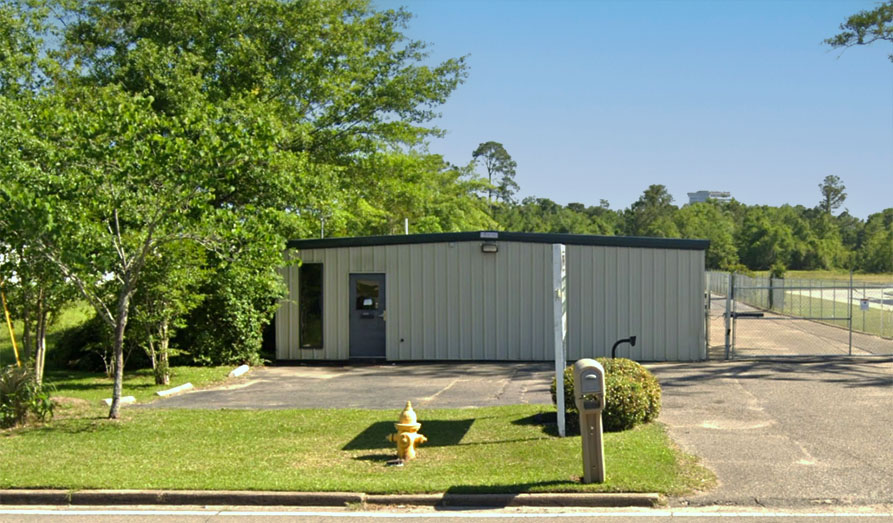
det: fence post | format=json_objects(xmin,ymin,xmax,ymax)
[
  {"xmin": 705, "ymin": 272, "xmax": 711, "ymax": 360},
  {"xmin": 862, "ymin": 282, "xmax": 867, "ymax": 333},
  {"xmin": 725, "ymin": 273, "xmax": 734, "ymax": 359},
  {"xmin": 809, "ymin": 278, "xmax": 813, "ymax": 318},
  {"xmin": 833, "ymin": 283, "xmax": 837, "ymax": 320},
  {"xmin": 731, "ymin": 274, "xmax": 738, "ymax": 357}
]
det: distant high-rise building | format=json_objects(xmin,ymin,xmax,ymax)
[{"xmin": 687, "ymin": 190, "xmax": 731, "ymax": 204}]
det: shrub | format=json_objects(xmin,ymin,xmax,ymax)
[
  {"xmin": 51, "ymin": 315, "xmax": 114, "ymax": 373},
  {"xmin": 175, "ymin": 261, "xmax": 283, "ymax": 366},
  {"xmin": 0, "ymin": 365, "xmax": 55, "ymax": 428},
  {"xmin": 52, "ymin": 316, "xmax": 152, "ymax": 375},
  {"xmin": 551, "ymin": 357, "xmax": 661, "ymax": 433}
]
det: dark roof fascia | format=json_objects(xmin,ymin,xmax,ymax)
[{"xmin": 287, "ymin": 231, "xmax": 709, "ymax": 251}]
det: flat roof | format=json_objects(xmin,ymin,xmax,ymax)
[{"xmin": 288, "ymin": 231, "xmax": 709, "ymax": 251}]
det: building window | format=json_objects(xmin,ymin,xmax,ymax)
[
  {"xmin": 299, "ymin": 263, "xmax": 323, "ymax": 348},
  {"xmin": 354, "ymin": 279, "xmax": 380, "ymax": 310}
]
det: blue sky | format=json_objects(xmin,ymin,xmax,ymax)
[{"xmin": 375, "ymin": 0, "xmax": 892, "ymax": 219}]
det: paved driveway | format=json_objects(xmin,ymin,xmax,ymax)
[
  {"xmin": 651, "ymin": 357, "xmax": 893, "ymax": 507},
  {"xmin": 150, "ymin": 363, "xmax": 555, "ymax": 410}
]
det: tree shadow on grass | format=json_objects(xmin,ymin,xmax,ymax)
[
  {"xmin": 342, "ymin": 419, "xmax": 475, "ymax": 451},
  {"xmin": 511, "ymin": 411, "xmax": 561, "ymax": 437},
  {"xmin": 45, "ymin": 370, "xmax": 162, "ymax": 393},
  {"xmin": 17, "ymin": 417, "xmax": 121, "ymax": 436}
]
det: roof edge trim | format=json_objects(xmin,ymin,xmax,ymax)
[{"xmin": 287, "ymin": 231, "xmax": 709, "ymax": 251}]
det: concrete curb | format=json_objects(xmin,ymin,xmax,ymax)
[
  {"xmin": 0, "ymin": 489, "xmax": 660, "ymax": 508},
  {"xmin": 366, "ymin": 492, "xmax": 661, "ymax": 507}
]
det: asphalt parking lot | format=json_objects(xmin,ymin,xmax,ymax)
[{"xmin": 149, "ymin": 362, "xmax": 555, "ymax": 410}]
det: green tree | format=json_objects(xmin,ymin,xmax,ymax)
[
  {"xmin": 128, "ymin": 242, "xmax": 208, "ymax": 385},
  {"xmin": 0, "ymin": 243, "xmax": 73, "ymax": 384},
  {"xmin": 777, "ymin": 205, "xmax": 833, "ymax": 270},
  {"xmin": 858, "ymin": 209, "xmax": 893, "ymax": 272},
  {"xmin": 176, "ymin": 224, "xmax": 289, "ymax": 367},
  {"xmin": 0, "ymin": 87, "xmax": 299, "ymax": 418},
  {"xmin": 835, "ymin": 210, "xmax": 865, "ymax": 256},
  {"xmin": 472, "ymin": 141, "xmax": 519, "ymax": 205},
  {"xmin": 826, "ymin": 1, "xmax": 893, "ymax": 62},
  {"xmin": 803, "ymin": 207, "xmax": 849, "ymax": 269},
  {"xmin": 14, "ymin": 0, "xmax": 470, "ymax": 414},
  {"xmin": 624, "ymin": 185, "xmax": 680, "ymax": 238},
  {"xmin": 0, "ymin": 0, "xmax": 49, "ymax": 96},
  {"xmin": 339, "ymin": 152, "xmax": 493, "ymax": 236},
  {"xmin": 494, "ymin": 198, "xmax": 619, "ymax": 235},
  {"xmin": 0, "ymin": 0, "xmax": 70, "ymax": 384},
  {"xmin": 675, "ymin": 202, "xmax": 739, "ymax": 269},
  {"xmin": 818, "ymin": 175, "xmax": 847, "ymax": 215},
  {"xmin": 61, "ymin": 0, "xmax": 466, "ymax": 179},
  {"xmin": 736, "ymin": 206, "xmax": 796, "ymax": 270}
]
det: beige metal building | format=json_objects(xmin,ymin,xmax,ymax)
[{"xmin": 276, "ymin": 231, "xmax": 708, "ymax": 362}]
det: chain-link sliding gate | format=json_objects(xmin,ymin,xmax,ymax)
[{"xmin": 707, "ymin": 272, "xmax": 893, "ymax": 358}]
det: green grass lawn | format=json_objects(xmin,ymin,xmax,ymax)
[
  {"xmin": 45, "ymin": 365, "xmax": 243, "ymax": 405},
  {"xmin": 0, "ymin": 405, "xmax": 713, "ymax": 495},
  {"xmin": 754, "ymin": 269, "xmax": 893, "ymax": 284},
  {"xmin": 0, "ymin": 302, "xmax": 93, "ymax": 367}
]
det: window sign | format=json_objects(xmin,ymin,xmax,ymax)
[{"xmin": 355, "ymin": 280, "xmax": 380, "ymax": 310}]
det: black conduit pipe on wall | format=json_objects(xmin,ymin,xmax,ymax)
[{"xmin": 611, "ymin": 336, "xmax": 637, "ymax": 359}]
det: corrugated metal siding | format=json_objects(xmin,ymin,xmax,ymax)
[
  {"xmin": 565, "ymin": 246, "xmax": 705, "ymax": 361},
  {"xmin": 276, "ymin": 241, "xmax": 556, "ymax": 361},
  {"xmin": 276, "ymin": 241, "xmax": 705, "ymax": 362}
]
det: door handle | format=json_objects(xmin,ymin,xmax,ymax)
[{"xmin": 379, "ymin": 310, "xmax": 387, "ymax": 321}]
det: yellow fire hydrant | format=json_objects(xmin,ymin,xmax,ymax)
[{"xmin": 386, "ymin": 401, "xmax": 427, "ymax": 461}]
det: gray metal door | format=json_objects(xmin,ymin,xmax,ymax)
[{"xmin": 349, "ymin": 273, "xmax": 386, "ymax": 359}]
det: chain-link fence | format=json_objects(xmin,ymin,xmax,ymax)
[
  {"xmin": 705, "ymin": 272, "xmax": 731, "ymax": 359},
  {"xmin": 707, "ymin": 271, "xmax": 893, "ymax": 358}
]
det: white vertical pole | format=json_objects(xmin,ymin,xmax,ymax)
[
  {"xmin": 404, "ymin": 218, "xmax": 409, "ymax": 235},
  {"xmin": 553, "ymin": 244, "xmax": 567, "ymax": 437},
  {"xmin": 848, "ymin": 271, "xmax": 853, "ymax": 356}
]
